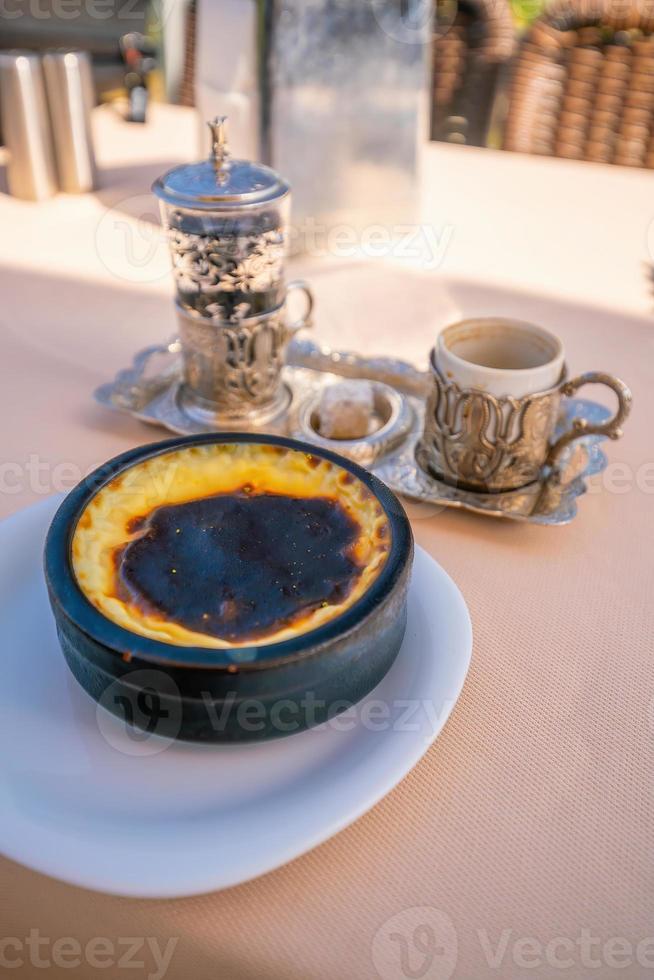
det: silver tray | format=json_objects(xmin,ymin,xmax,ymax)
[{"xmin": 95, "ymin": 338, "xmax": 611, "ymax": 526}]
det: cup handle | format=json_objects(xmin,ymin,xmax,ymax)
[
  {"xmin": 285, "ymin": 279, "xmax": 314, "ymax": 334},
  {"xmin": 546, "ymin": 371, "xmax": 632, "ymax": 477}
]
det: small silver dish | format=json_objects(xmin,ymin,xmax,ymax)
[{"xmin": 293, "ymin": 381, "xmax": 414, "ymax": 467}]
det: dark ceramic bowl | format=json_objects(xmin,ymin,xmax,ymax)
[{"xmin": 45, "ymin": 433, "xmax": 413, "ymax": 742}]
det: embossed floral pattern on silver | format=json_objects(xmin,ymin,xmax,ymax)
[
  {"xmin": 419, "ymin": 356, "xmax": 630, "ymax": 495},
  {"xmin": 165, "ymin": 223, "xmax": 286, "ymax": 317},
  {"xmin": 178, "ymin": 304, "xmax": 287, "ymax": 411},
  {"xmin": 153, "ymin": 118, "xmax": 292, "ymax": 318},
  {"xmin": 375, "ymin": 395, "xmax": 611, "ymax": 524}
]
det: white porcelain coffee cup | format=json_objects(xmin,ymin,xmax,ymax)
[{"xmin": 435, "ymin": 318, "xmax": 565, "ymax": 398}]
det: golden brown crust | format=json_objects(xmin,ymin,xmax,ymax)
[{"xmin": 72, "ymin": 443, "xmax": 390, "ymax": 649}]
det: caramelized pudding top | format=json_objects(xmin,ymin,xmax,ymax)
[{"xmin": 72, "ymin": 443, "xmax": 390, "ymax": 650}]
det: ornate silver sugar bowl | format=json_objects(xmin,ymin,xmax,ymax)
[{"xmin": 153, "ymin": 118, "xmax": 312, "ymax": 426}]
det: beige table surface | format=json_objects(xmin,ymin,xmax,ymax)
[{"xmin": 1, "ymin": 104, "xmax": 653, "ymax": 980}]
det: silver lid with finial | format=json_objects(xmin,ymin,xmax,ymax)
[{"xmin": 152, "ymin": 116, "xmax": 290, "ymax": 211}]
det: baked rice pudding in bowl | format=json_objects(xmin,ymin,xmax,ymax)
[{"xmin": 45, "ymin": 434, "xmax": 413, "ymax": 741}]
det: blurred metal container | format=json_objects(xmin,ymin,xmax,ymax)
[
  {"xmin": 194, "ymin": 1, "xmax": 431, "ymax": 252},
  {"xmin": 42, "ymin": 51, "xmax": 97, "ymax": 194},
  {"xmin": 0, "ymin": 51, "xmax": 57, "ymax": 201},
  {"xmin": 263, "ymin": 0, "xmax": 432, "ymax": 248}
]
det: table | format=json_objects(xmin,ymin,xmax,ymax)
[{"xmin": 1, "ymin": 103, "xmax": 653, "ymax": 980}]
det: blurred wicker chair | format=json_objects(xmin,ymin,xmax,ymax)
[
  {"xmin": 179, "ymin": 0, "xmax": 197, "ymax": 107},
  {"xmin": 504, "ymin": 0, "xmax": 654, "ymax": 166},
  {"xmin": 431, "ymin": 0, "xmax": 516, "ymax": 146}
]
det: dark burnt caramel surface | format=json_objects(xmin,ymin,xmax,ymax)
[{"xmin": 117, "ymin": 490, "xmax": 362, "ymax": 643}]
